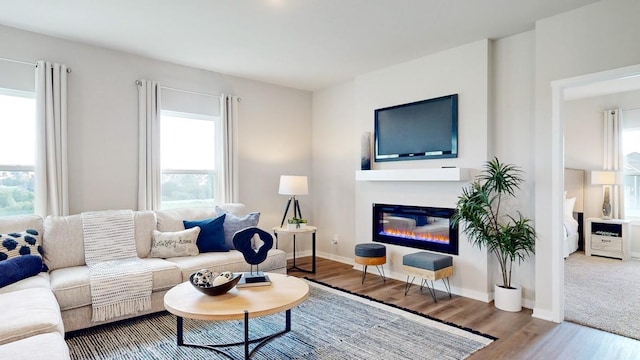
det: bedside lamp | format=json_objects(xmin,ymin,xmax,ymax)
[
  {"xmin": 591, "ymin": 170, "xmax": 617, "ymax": 220},
  {"xmin": 279, "ymin": 175, "xmax": 308, "ymax": 227}
]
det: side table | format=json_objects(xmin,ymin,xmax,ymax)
[
  {"xmin": 585, "ymin": 218, "xmax": 631, "ymax": 260},
  {"xmin": 273, "ymin": 226, "xmax": 317, "ymax": 274}
]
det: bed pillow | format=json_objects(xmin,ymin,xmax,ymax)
[
  {"xmin": 0, "ymin": 255, "xmax": 43, "ymax": 288},
  {"xmin": 216, "ymin": 207, "xmax": 260, "ymax": 250},
  {"xmin": 0, "ymin": 229, "xmax": 47, "ymax": 271},
  {"xmin": 149, "ymin": 227, "xmax": 201, "ymax": 258},
  {"xmin": 564, "ymin": 197, "xmax": 576, "ymax": 219},
  {"xmin": 183, "ymin": 214, "xmax": 228, "ymax": 253}
]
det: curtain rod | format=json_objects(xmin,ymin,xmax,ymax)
[
  {"xmin": 0, "ymin": 56, "xmax": 34, "ymax": 66},
  {"xmin": 0, "ymin": 57, "xmax": 72, "ymax": 73},
  {"xmin": 136, "ymin": 80, "xmax": 218, "ymax": 98}
]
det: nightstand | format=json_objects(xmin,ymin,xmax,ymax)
[{"xmin": 585, "ymin": 218, "xmax": 631, "ymax": 261}]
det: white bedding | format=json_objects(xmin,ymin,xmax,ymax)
[{"xmin": 563, "ymin": 196, "xmax": 579, "ymax": 258}]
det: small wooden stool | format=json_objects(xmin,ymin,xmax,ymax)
[
  {"xmin": 354, "ymin": 243, "xmax": 386, "ymax": 284},
  {"xmin": 403, "ymin": 251, "xmax": 453, "ymax": 302}
]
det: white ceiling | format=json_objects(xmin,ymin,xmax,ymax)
[{"xmin": 0, "ymin": 0, "xmax": 600, "ymax": 91}]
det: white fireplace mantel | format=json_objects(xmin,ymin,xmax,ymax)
[{"xmin": 355, "ymin": 168, "xmax": 469, "ymax": 182}]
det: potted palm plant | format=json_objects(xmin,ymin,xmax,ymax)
[{"xmin": 451, "ymin": 157, "xmax": 536, "ymax": 312}]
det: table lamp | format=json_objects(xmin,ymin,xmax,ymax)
[
  {"xmin": 591, "ymin": 170, "xmax": 617, "ymax": 220},
  {"xmin": 279, "ymin": 175, "xmax": 308, "ymax": 227}
]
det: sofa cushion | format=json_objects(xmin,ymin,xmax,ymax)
[
  {"xmin": 50, "ymin": 259, "xmax": 182, "ymax": 312},
  {"xmin": 155, "ymin": 204, "xmax": 248, "ymax": 233},
  {"xmin": 0, "ymin": 271, "xmax": 50, "ymax": 295},
  {"xmin": 216, "ymin": 206, "xmax": 260, "ymax": 250},
  {"xmin": 149, "ymin": 227, "xmax": 200, "ymax": 258},
  {"xmin": 0, "ymin": 287, "xmax": 64, "ymax": 345},
  {"xmin": 0, "ymin": 255, "xmax": 43, "ymax": 288},
  {"xmin": 43, "ymin": 211, "xmax": 156, "ymax": 270},
  {"xmin": 184, "ymin": 214, "xmax": 228, "ymax": 253},
  {"xmin": 0, "ymin": 229, "xmax": 46, "ymax": 269},
  {"xmin": 0, "ymin": 332, "xmax": 70, "ymax": 360},
  {"xmin": 165, "ymin": 249, "xmax": 287, "ymax": 281}
]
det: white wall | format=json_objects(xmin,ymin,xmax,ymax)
[
  {"xmin": 351, "ymin": 39, "xmax": 492, "ymax": 301},
  {"xmin": 534, "ymin": 0, "xmax": 640, "ymax": 319},
  {"xmin": 492, "ymin": 31, "xmax": 537, "ymax": 304},
  {"xmin": 311, "ymin": 81, "xmax": 356, "ymax": 263},
  {"xmin": 0, "ymin": 25, "xmax": 313, "ymax": 237}
]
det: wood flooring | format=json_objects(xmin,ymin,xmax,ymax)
[{"xmin": 287, "ymin": 256, "xmax": 640, "ymax": 360}]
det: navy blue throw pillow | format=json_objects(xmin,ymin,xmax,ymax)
[
  {"xmin": 183, "ymin": 214, "xmax": 228, "ymax": 253},
  {"xmin": 0, "ymin": 255, "xmax": 43, "ymax": 288}
]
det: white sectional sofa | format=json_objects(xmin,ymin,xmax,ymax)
[{"xmin": 0, "ymin": 204, "xmax": 287, "ymax": 359}]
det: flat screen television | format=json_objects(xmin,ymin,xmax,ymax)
[{"xmin": 374, "ymin": 94, "xmax": 458, "ymax": 162}]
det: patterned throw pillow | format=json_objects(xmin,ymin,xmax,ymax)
[
  {"xmin": 0, "ymin": 229, "xmax": 47, "ymax": 271},
  {"xmin": 149, "ymin": 227, "xmax": 201, "ymax": 258}
]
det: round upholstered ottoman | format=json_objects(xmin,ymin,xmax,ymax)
[{"xmin": 354, "ymin": 243, "xmax": 386, "ymax": 284}]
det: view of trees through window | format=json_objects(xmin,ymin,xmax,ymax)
[
  {"xmin": 0, "ymin": 91, "xmax": 36, "ymax": 217},
  {"xmin": 160, "ymin": 112, "xmax": 217, "ymax": 209}
]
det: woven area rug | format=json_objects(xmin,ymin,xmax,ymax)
[
  {"xmin": 565, "ymin": 252, "xmax": 640, "ymax": 340},
  {"xmin": 66, "ymin": 279, "xmax": 494, "ymax": 359}
]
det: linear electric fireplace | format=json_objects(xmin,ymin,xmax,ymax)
[{"xmin": 372, "ymin": 203, "xmax": 458, "ymax": 255}]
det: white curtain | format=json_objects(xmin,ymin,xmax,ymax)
[
  {"xmin": 219, "ymin": 94, "xmax": 239, "ymax": 203},
  {"xmin": 137, "ymin": 80, "xmax": 161, "ymax": 210},
  {"xmin": 603, "ymin": 109, "xmax": 624, "ymax": 219},
  {"xmin": 35, "ymin": 61, "xmax": 69, "ymax": 216}
]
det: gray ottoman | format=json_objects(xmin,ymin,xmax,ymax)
[
  {"xmin": 354, "ymin": 243, "xmax": 386, "ymax": 284},
  {"xmin": 403, "ymin": 251, "xmax": 453, "ymax": 302}
]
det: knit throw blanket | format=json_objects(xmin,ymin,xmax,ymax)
[{"xmin": 82, "ymin": 210, "xmax": 152, "ymax": 322}]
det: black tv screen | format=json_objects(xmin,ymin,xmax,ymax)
[{"xmin": 374, "ymin": 94, "xmax": 458, "ymax": 162}]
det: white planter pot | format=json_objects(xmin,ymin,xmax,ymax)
[
  {"xmin": 287, "ymin": 223, "xmax": 306, "ymax": 230},
  {"xmin": 494, "ymin": 284, "xmax": 522, "ymax": 312}
]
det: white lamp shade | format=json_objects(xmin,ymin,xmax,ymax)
[
  {"xmin": 590, "ymin": 171, "xmax": 617, "ymax": 185},
  {"xmin": 279, "ymin": 175, "xmax": 309, "ymax": 195}
]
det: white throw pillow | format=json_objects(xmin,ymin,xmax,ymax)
[
  {"xmin": 564, "ymin": 197, "xmax": 576, "ymax": 219},
  {"xmin": 149, "ymin": 227, "xmax": 200, "ymax": 258}
]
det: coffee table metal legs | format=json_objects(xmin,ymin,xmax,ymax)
[{"xmin": 176, "ymin": 309, "xmax": 292, "ymax": 359}]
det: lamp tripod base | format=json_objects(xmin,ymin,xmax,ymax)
[{"xmin": 280, "ymin": 196, "xmax": 303, "ymax": 227}]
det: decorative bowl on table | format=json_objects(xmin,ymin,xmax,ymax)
[{"xmin": 189, "ymin": 270, "xmax": 242, "ymax": 296}]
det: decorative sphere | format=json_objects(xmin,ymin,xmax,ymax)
[
  {"xmin": 192, "ymin": 269, "xmax": 214, "ymax": 287},
  {"xmin": 219, "ymin": 271, "xmax": 234, "ymax": 280},
  {"xmin": 212, "ymin": 275, "xmax": 230, "ymax": 286}
]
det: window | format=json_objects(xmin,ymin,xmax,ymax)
[
  {"xmin": 0, "ymin": 89, "xmax": 36, "ymax": 217},
  {"xmin": 160, "ymin": 111, "xmax": 220, "ymax": 209},
  {"xmin": 622, "ymin": 109, "xmax": 640, "ymax": 218}
]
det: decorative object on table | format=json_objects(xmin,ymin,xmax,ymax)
[
  {"xmin": 590, "ymin": 170, "xmax": 618, "ymax": 220},
  {"xmin": 287, "ymin": 217, "xmax": 307, "ymax": 230},
  {"xmin": 233, "ymin": 227, "xmax": 273, "ymax": 287},
  {"xmin": 189, "ymin": 269, "xmax": 242, "ymax": 296},
  {"xmin": 452, "ymin": 157, "xmax": 536, "ymax": 312},
  {"xmin": 361, "ymin": 131, "xmax": 371, "ymax": 170},
  {"xmin": 278, "ymin": 175, "xmax": 309, "ymax": 227}
]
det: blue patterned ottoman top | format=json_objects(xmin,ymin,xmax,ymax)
[{"xmin": 403, "ymin": 251, "xmax": 452, "ymax": 271}]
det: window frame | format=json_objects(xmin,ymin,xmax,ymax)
[
  {"xmin": 158, "ymin": 109, "xmax": 222, "ymax": 210},
  {"xmin": 0, "ymin": 88, "xmax": 37, "ymax": 217}
]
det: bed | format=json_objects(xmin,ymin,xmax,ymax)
[{"xmin": 564, "ymin": 168, "xmax": 585, "ymax": 258}]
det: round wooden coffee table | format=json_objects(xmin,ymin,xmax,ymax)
[{"xmin": 164, "ymin": 273, "xmax": 309, "ymax": 359}]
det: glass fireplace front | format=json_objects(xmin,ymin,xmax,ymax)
[{"xmin": 372, "ymin": 203, "xmax": 458, "ymax": 255}]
